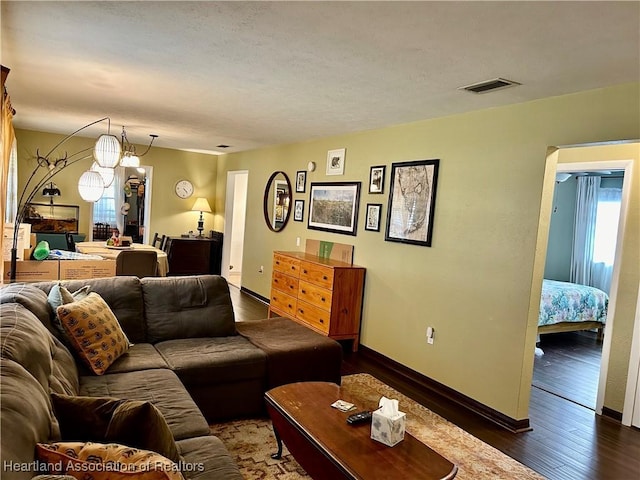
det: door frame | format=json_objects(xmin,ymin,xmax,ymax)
[{"xmin": 221, "ymin": 170, "xmax": 248, "ymax": 285}]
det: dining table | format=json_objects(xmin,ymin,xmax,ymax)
[{"xmin": 75, "ymin": 241, "xmax": 169, "ymax": 276}]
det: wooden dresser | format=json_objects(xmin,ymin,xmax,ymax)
[{"xmin": 268, "ymin": 251, "xmax": 365, "ymax": 351}]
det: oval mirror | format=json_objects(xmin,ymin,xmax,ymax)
[{"xmin": 263, "ymin": 171, "xmax": 292, "ymax": 232}]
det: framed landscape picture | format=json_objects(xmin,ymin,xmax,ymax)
[
  {"xmin": 368, "ymin": 165, "xmax": 386, "ymax": 194},
  {"xmin": 385, "ymin": 159, "xmax": 440, "ymax": 246},
  {"xmin": 308, "ymin": 182, "xmax": 361, "ymax": 236},
  {"xmin": 365, "ymin": 203, "xmax": 382, "ymax": 232}
]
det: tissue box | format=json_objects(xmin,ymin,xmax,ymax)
[{"xmin": 371, "ymin": 409, "xmax": 406, "ymax": 447}]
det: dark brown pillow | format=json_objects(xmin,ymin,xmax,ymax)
[{"xmin": 51, "ymin": 394, "xmax": 179, "ymax": 462}]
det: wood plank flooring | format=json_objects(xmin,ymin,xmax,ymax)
[
  {"xmin": 229, "ymin": 285, "xmax": 640, "ymax": 480},
  {"xmin": 533, "ymin": 331, "xmax": 602, "ymax": 409}
]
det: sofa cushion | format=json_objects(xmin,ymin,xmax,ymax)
[
  {"xmin": 36, "ymin": 442, "xmax": 184, "ymax": 480},
  {"xmin": 1, "ymin": 359, "xmax": 60, "ymax": 480},
  {"xmin": 142, "ymin": 275, "xmax": 236, "ymax": 343},
  {"xmin": 0, "ymin": 282, "xmax": 54, "ymax": 332},
  {"xmin": 106, "ymin": 343, "xmax": 169, "ymax": 374},
  {"xmin": 176, "ymin": 437, "xmax": 243, "ymax": 480},
  {"xmin": 79, "ymin": 369, "xmax": 210, "ymax": 441},
  {"xmin": 154, "ymin": 337, "xmax": 266, "ymax": 386},
  {"xmin": 56, "ymin": 293, "xmax": 130, "ymax": 375},
  {"xmin": 1, "ymin": 303, "xmax": 55, "ymax": 390},
  {"xmin": 237, "ymin": 316, "xmax": 343, "ymax": 389},
  {"xmin": 52, "ymin": 394, "xmax": 122, "ymax": 440},
  {"xmin": 34, "ymin": 277, "xmax": 147, "ymax": 344}
]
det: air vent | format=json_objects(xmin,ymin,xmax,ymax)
[
  {"xmin": 459, "ymin": 78, "xmax": 521, "ymax": 94},
  {"xmin": 216, "ymin": 144, "xmax": 231, "ymax": 149}
]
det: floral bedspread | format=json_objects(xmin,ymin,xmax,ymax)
[{"xmin": 539, "ymin": 279, "xmax": 609, "ymax": 326}]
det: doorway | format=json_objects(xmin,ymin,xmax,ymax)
[
  {"xmin": 221, "ymin": 170, "xmax": 248, "ymax": 288},
  {"xmin": 534, "ymin": 168, "xmax": 623, "ymax": 409},
  {"xmin": 531, "ymin": 145, "xmax": 635, "ymax": 418}
]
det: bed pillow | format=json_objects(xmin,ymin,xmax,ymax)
[
  {"xmin": 56, "ymin": 293, "xmax": 129, "ymax": 375},
  {"xmin": 36, "ymin": 442, "xmax": 184, "ymax": 480}
]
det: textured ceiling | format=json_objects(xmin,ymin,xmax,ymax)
[{"xmin": 1, "ymin": 1, "xmax": 639, "ymax": 155}]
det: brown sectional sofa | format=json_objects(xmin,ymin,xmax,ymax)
[{"xmin": 0, "ymin": 275, "xmax": 343, "ymax": 480}]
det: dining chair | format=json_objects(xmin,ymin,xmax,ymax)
[
  {"xmin": 65, "ymin": 233, "xmax": 76, "ymax": 252},
  {"xmin": 115, "ymin": 250, "xmax": 158, "ymax": 278},
  {"xmin": 151, "ymin": 232, "xmax": 160, "ymax": 247}
]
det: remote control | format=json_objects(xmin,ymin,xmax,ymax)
[{"xmin": 346, "ymin": 411, "xmax": 372, "ymax": 425}]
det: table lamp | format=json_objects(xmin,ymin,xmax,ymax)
[{"xmin": 191, "ymin": 197, "xmax": 212, "ymax": 237}]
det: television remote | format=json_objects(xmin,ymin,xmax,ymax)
[{"xmin": 346, "ymin": 410, "xmax": 372, "ymax": 425}]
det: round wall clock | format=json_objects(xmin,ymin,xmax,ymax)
[{"xmin": 175, "ymin": 179, "xmax": 194, "ymax": 199}]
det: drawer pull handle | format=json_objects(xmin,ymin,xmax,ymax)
[
  {"xmin": 320, "ymin": 319, "xmax": 324, "ymax": 323},
  {"xmin": 275, "ymin": 261, "xmax": 280, "ymax": 265},
  {"xmin": 299, "ymin": 309, "xmax": 304, "ymax": 314},
  {"xmin": 301, "ymin": 289, "xmax": 306, "ymax": 294},
  {"xmin": 303, "ymin": 269, "xmax": 307, "ymax": 274},
  {"xmin": 321, "ymin": 297, "xmax": 326, "ymax": 302},
  {"xmin": 289, "ymin": 285, "xmax": 294, "ymax": 290},
  {"xmin": 323, "ymin": 276, "xmax": 328, "ymax": 280},
  {"xmin": 288, "ymin": 304, "xmax": 292, "ymax": 308},
  {"xmin": 274, "ymin": 279, "xmax": 278, "ymax": 283}
]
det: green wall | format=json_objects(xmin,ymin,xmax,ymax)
[
  {"xmin": 544, "ymin": 178, "xmax": 576, "ymax": 281},
  {"xmin": 217, "ymin": 83, "xmax": 640, "ymax": 420},
  {"xmin": 14, "ymin": 129, "xmax": 218, "ymax": 240}
]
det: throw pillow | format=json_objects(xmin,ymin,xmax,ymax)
[
  {"xmin": 51, "ymin": 394, "xmax": 180, "ymax": 463},
  {"xmin": 47, "ymin": 283, "xmax": 91, "ymax": 341},
  {"xmin": 36, "ymin": 442, "xmax": 185, "ymax": 480},
  {"xmin": 56, "ymin": 293, "xmax": 130, "ymax": 375}
]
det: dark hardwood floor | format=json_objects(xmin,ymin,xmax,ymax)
[
  {"xmin": 533, "ymin": 331, "xmax": 603, "ymax": 409},
  {"xmin": 230, "ymin": 285, "xmax": 640, "ymax": 480}
]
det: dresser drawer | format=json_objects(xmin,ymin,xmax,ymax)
[
  {"xmin": 296, "ymin": 301, "xmax": 330, "ymax": 334},
  {"xmin": 298, "ymin": 280, "xmax": 332, "ymax": 312},
  {"xmin": 272, "ymin": 271, "xmax": 299, "ymax": 295},
  {"xmin": 299, "ymin": 262, "xmax": 334, "ymax": 289},
  {"xmin": 270, "ymin": 290, "xmax": 298, "ymax": 317},
  {"xmin": 273, "ymin": 253, "xmax": 301, "ymax": 277}
]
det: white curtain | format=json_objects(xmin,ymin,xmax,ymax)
[
  {"xmin": 591, "ymin": 187, "xmax": 622, "ymax": 293},
  {"xmin": 570, "ymin": 176, "xmax": 600, "ymax": 286}
]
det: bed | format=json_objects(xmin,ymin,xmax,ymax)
[{"xmin": 538, "ymin": 279, "xmax": 609, "ymax": 335}]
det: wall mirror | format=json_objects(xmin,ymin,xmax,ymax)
[{"xmin": 263, "ymin": 171, "xmax": 292, "ymax": 232}]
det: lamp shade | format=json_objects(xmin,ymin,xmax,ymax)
[
  {"xmin": 93, "ymin": 134, "xmax": 122, "ymax": 168},
  {"xmin": 120, "ymin": 152, "xmax": 140, "ymax": 167},
  {"xmin": 191, "ymin": 197, "xmax": 212, "ymax": 213},
  {"xmin": 78, "ymin": 170, "xmax": 105, "ymax": 202},
  {"xmin": 90, "ymin": 162, "xmax": 115, "ymax": 187}
]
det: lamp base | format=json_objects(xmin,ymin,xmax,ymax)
[{"xmin": 197, "ymin": 212, "xmax": 204, "ymax": 237}]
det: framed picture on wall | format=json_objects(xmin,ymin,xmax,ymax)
[
  {"xmin": 365, "ymin": 203, "xmax": 382, "ymax": 232},
  {"xmin": 294, "ymin": 199, "xmax": 304, "ymax": 222},
  {"xmin": 368, "ymin": 165, "xmax": 386, "ymax": 194},
  {"xmin": 326, "ymin": 148, "xmax": 346, "ymax": 176},
  {"xmin": 295, "ymin": 170, "xmax": 306, "ymax": 193},
  {"xmin": 308, "ymin": 182, "xmax": 361, "ymax": 235},
  {"xmin": 385, "ymin": 159, "xmax": 440, "ymax": 247}
]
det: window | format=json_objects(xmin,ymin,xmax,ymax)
[
  {"xmin": 93, "ymin": 181, "xmax": 117, "ymax": 226},
  {"xmin": 593, "ymin": 188, "xmax": 622, "ymax": 266}
]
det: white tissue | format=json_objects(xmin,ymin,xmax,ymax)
[{"xmin": 378, "ymin": 396, "xmax": 399, "ymax": 417}]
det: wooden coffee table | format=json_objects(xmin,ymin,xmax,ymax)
[{"xmin": 265, "ymin": 381, "xmax": 457, "ymax": 480}]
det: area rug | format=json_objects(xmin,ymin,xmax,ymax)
[{"xmin": 210, "ymin": 373, "xmax": 545, "ymax": 479}]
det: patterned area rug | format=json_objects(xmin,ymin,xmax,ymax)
[{"xmin": 210, "ymin": 373, "xmax": 545, "ymax": 480}]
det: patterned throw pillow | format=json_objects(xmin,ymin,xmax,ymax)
[
  {"xmin": 56, "ymin": 293, "xmax": 130, "ymax": 375},
  {"xmin": 47, "ymin": 283, "xmax": 91, "ymax": 341},
  {"xmin": 36, "ymin": 442, "xmax": 185, "ymax": 480}
]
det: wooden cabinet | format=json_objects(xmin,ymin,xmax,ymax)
[
  {"xmin": 268, "ymin": 251, "xmax": 365, "ymax": 351},
  {"xmin": 166, "ymin": 234, "xmax": 223, "ymax": 276}
]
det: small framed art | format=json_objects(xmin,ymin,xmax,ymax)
[
  {"xmin": 368, "ymin": 165, "xmax": 386, "ymax": 194},
  {"xmin": 295, "ymin": 170, "xmax": 306, "ymax": 193},
  {"xmin": 294, "ymin": 199, "xmax": 304, "ymax": 222},
  {"xmin": 365, "ymin": 203, "xmax": 382, "ymax": 232},
  {"xmin": 326, "ymin": 148, "xmax": 346, "ymax": 176}
]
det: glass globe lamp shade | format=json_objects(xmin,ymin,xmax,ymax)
[
  {"xmin": 120, "ymin": 152, "xmax": 140, "ymax": 168},
  {"xmin": 78, "ymin": 170, "xmax": 105, "ymax": 202},
  {"xmin": 93, "ymin": 134, "xmax": 122, "ymax": 168},
  {"xmin": 90, "ymin": 162, "xmax": 115, "ymax": 188}
]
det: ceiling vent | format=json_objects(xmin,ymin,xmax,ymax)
[
  {"xmin": 459, "ymin": 78, "xmax": 521, "ymax": 94},
  {"xmin": 216, "ymin": 144, "xmax": 230, "ymax": 149}
]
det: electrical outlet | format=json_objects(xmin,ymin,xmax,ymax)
[
  {"xmin": 426, "ymin": 326, "xmax": 434, "ymax": 345},
  {"xmin": 296, "ymin": 237, "xmax": 301, "ymax": 247}
]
